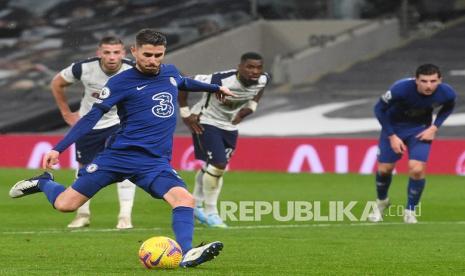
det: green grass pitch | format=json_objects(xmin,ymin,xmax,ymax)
[{"xmin": 1, "ymin": 168, "xmax": 465, "ymax": 275}]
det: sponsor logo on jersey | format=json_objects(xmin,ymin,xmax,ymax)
[
  {"xmin": 151, "ymin": 92, "xmax": 174, "ymax": 117},
  {"xmin": 136, "ymin": 85, "xmax": 147, "ymax": 91}
]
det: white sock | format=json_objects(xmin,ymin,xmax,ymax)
[
  {"xmin": 202, "ymin": 165, "xmax": 224, "ymax": 215},
  {"xmin": 117, "ymin": 179, "xmax": 136, "ymax": 218},
  {"xmin": 193, "ymin": 168, "xmax": 205, "ymax": 208},
  {"xmin": 77, "ymin": 200, "xmax": 91, "ymax": 216}
]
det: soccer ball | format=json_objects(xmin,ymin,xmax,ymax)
[{"xmin": 138, "ymin": 236, "xmax": 183, "ymax": 269}]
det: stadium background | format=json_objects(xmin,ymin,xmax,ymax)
[
  {"xmin": 1, "ymin": 1, "xmax": 465, "ymax": 274},
  {"xmin": 1, "ymin": 0, "xmax": 464, "ymax": 174}
]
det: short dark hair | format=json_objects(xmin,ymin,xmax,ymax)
[
  {"xmin": 416, "ymin": 64, "xmax": 441, "ymax": 78},
  {"xmin": 98, "ymin": 36, "xmax": 124, "ymax": 47},
  {"xmin": 241, "ymin": 52, "xmax": 263, "ymax": 63},
  {"xmin": 135, "ymin": 29, "xmax": 167, "ymax": 47}
]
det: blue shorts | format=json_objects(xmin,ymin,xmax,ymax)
[
  {"xmin": 377, "ymin": 125, "xmax": 432, "ymax": 163},
  {"xmin": 193, "ymin": 124, "xmax": 238, "ymax": 165},
  {"xmin": 72, "ymin": 148, "xmax": 186, "ymax": 199},
  {"xmin": 75, "ymin": 124, "xmax": 120, "ymax": 164}
]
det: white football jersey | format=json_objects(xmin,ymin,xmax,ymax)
[
  {"xmin": 60, "ymin": 57, "xmax": 134, "ymax": 129},
  {"xmin": 190, "ymin": 70, "xmax": 269, "ymax": 131}
]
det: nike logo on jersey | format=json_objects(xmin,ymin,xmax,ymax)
[{"xmin": 136, "ymin": 85, "xmax": 148, "ymax": 90}]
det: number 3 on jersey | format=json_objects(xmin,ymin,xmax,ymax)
[{"xmin": 152, "ymin": 92, "xmax": 174, "ymax": 118}]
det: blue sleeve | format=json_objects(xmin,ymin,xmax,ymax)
[
  {"xmin": 53, "ymin": 106, "xmax": 105, "ymax": 153},
  {"xmin": 374, "ymin": 99, "xmax": 395, "ymax": 136},
  {"xmin": 178, "ymin": 76, "xmax": 220, "ymax": 93},
  {"xmin": 71, "ymin": 62, "xmax": 82, "ymax": 80},
  {"xmin": 434, "ymin": 100, "xmax": 455, "ymax": 128}
]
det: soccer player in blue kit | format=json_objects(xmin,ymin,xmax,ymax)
[
  {"xmin": 9, "ymin": 29, "xmax": 235, "ymax": 267},
  {"xmin": 368, "ymin": 64, "xmax": 456, "ymax": 224}
]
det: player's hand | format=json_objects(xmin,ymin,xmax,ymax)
[
  {"xmin": 232, "ymin": 108, "xmax": 253, "ymax": 125},
  {"xmin": 182, "ymin": 114, "xmax": 204, "ymax": 134},
  {"xmin": 42, "ymin": 150, "xmax": 60, "ymax": 170},
  {"xmin": 215, "ymin": 86, "xmax": 236, "ymax": 102},
  {"xmin": 62, "ymin": 112, "xmax": 80, "ymax": 126},
  {"xmin": 232, "ymin": 115, "xmax": 242, "ymax": 125},
  {"xmin": 416, "ymin": 125, "xmax": 437, "ymax": 141},
  {"xmin": 389, "ymin": 134, "xmax": 406, "ymax": 154}
]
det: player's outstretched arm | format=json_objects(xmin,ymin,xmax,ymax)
[
  {"xmin": 53, "ymin": 106, "xmax": 105, "ymax": 154},
  {"xmin": 216, "ymin": 86, "xmax": 235, "ymax": 102},
  {"xmin": 178, "ymin": 77, "xmax": 236, "ymax": 97}
]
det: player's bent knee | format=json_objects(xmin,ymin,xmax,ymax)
[
  {"xmin": 408, "ymin": 161, "xmax": 426, "ymax": 179},
  {"xmin": 409, "ymin": 167, "xmax": 425, "ymax": 179},
  {"xmin": 203, "ymin": 164, "xmax": 225, "ymax": 190},
  {"xmin": 54, "ymin": 199, "xmax": 79, "ymax": 212},
  {"xmin": 164, "ymin": 187, "xmax": 195, "ymax": 208},
  {"xmin": 378, "ymin": 163, "xmax": 395, "ymax": 176},
  {"xmin": 180, "ymin": 193, "xmax": 195, "ymax": 208},
  {"xmin": 54, "ymin": 187, "xmax": 89, "ymax": 212}
]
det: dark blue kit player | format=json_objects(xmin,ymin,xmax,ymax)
[
  {"xmin": 368, "ymin": 64, "xmax": 456, "ymax": 224},
  {"xmin": 9, "ymin": 29, "xmax": 236, "ymax": 268}
]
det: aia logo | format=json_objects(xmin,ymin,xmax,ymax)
[{"xmin": 180, "ymin": 145, "xmax": 204, "ymax": 171}]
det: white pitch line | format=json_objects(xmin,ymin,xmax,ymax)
[{"xmin": 2, "ymin": 221, "xmax": 465, "ymax": 235}]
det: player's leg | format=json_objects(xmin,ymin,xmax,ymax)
[
  {"xmin": 9, "ymin": 168, "xmax": 116, "ymax": 212},
  {"xmin": 404, "ymin": 137, "xmax": 431, "ymax": 224},
  {"xmin": 68, "ymin": 166, "xmax": 91, "ymax": 228},
  {"xmin": 199, "ymin": 125, "xmax": 237, "ymax": 227},
  {"xmin": 191, "ymin": 134, "xmax": 208, "ymax": 224},
  {"xmin": 70, "ymin": 125, "xmax": 124, "ymax": 228},
  {"xmin": 140, "ymin": 169, "xmax": 223, "ymax": 267},
  {"xmin": 9, "ymin": 171, "xmax": 86, "ymax": 210},
  {"xmin": 116, "ymin": 179, "xmax": 136, "ymax": 229},
  {"xmin": 69, "ymin": 131, "xmax": 102, "ymax": 227},
  {"xmin": 368, "ymin": 132, "xmax": 401, "ymax": 222}
]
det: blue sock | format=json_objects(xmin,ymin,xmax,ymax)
[
  {"xmin": 407, "ymin": 178, "xmax": 425, "ymax": 210},
  {"xmin": 375, "ymin": 172, "xmax": 392, "ymax": 200},
  {"xmin": 38, "ymin": 179, "xmax": 65, "ymax": 207},
  {"xmin": 172, "ymin": 206, "xmax": 194, "ymax": 254}
]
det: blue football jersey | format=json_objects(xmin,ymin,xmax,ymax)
[
  {"xmin": 375, "ymin": 78, "xmax": 456, "ymax": 135},
  {"xmin": 95, "ymin": 64, "xmax": 182, "ymax": 159},
  {"xmin": 54, "ymin": 64, "xmax": 220, "ymax": 160}
]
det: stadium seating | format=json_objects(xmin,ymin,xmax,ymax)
[{"xmin": 0, "ymin": 0, "xmax": 253, "ymax": 132}]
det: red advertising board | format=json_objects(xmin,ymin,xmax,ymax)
[{"xmin": 1, "ymin": 135, "xmax": 465, "ymax": 175}]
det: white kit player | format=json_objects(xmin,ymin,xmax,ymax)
[
  {"xmin": 50, "ymin": 36, "xmax": 136, "ymax": 229},
  {"xmin": 178, "ymin": 52, "xmax": 269, "ymax": 227}
]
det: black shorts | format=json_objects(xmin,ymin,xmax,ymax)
[{"xmin": 192, "ymin": 124, "xmax": 238, "ymax": 165}]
